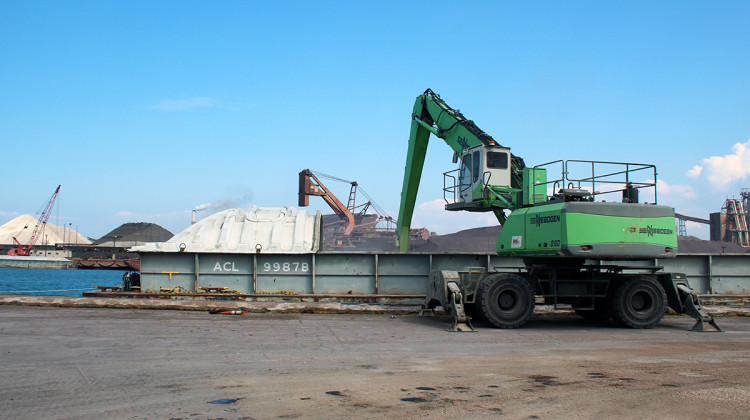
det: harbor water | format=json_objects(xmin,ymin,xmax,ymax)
[{"xmin": 0, "ymin": 267, "xmax": 125, "ymax": 297}]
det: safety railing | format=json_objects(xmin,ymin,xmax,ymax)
[
  {"xmin": 443, "ymin": 168, "xmax": 478, "ymax": 204},
  {"xmin": 533, "ymin": 160, "xmax": 658, "ymax": 204},
  {"xmin": 443, "ymin": 168, "xmax": 498, "ymax": 205}
]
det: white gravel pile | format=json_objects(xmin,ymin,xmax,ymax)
[{"xmin": 0, "ymin": 214, "xmax": 91, "ymax": 245}]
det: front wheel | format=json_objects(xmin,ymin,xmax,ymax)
[
  {"xmin": 477, "ymin": 273, "xmax": 535, "ymax": 328},
  {"xmin": 610, "ymin": 276, "xmax": 667, "ymax": 328}
]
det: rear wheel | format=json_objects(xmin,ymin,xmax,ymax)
[
  {"xmin": 610, "ymin": 276, "xmax": 666, "ymax": 328},
  {"xmin": 477, "ymin": 273, "xmax": 535, "ymax": 328}
]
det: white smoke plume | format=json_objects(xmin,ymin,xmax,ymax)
[
  {"xmin": 194, "ymin": 200, "xmax": 233, "ymax": 212},
  {"xmin": 194, "ymin": 191, "xmax": 253, "ymax": 212}
]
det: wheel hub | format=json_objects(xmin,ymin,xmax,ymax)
[
  {"xmin": 630, "ymin": 290, "xmax": 654, "ymax": 313},
  {"xmin": 498, "ymin": 290, "xmax": 517, "ymax": 311}
]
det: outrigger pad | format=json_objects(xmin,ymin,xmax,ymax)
[
  {"xmin": 676, "ymin": 285, "xmax": 722, "ymax": 332},
  {"xmin": 448, "ymin": 317, "xmax": 476, "ymax": 332},
  {"xmin": 685, "ymin": 297, "xmax": 721, "ymax": 332},
  {"xmin": 691, "ymin": 317, "xmax": 722, "ymax": 333},
  {"xmin": 446, "ymin": 282, "xmax": 476, "ymax": 332}
]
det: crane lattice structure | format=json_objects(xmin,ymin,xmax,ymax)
[
  {"xmin": 722, "ymin": 196, "xmax": 750, "ymax": 247},
  {"xmin": 8, "ymin": 185, "xmax": 61, "ymax": 256},
  {"xmin": 298, "ymin": 170, "xmax": 397, "ymax": 248}
]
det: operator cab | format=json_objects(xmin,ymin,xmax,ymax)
[{"xmin": 458, "ymin": 145, "xmax": 511, "ymax": 203}]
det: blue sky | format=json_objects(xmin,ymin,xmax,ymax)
[{"xmin": 1, "ymin": 1, "xmax": 749, "ymax": 240}]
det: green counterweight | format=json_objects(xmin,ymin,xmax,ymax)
[{"xmin": 497, "ymin": 202, "xmax": 678, "ymax": 259}]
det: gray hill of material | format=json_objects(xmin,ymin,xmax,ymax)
[
  {"xmin": 677, "ymin": 235, "xmax": 749, "ymax": 254},
  {"xmin": 317, "ymin": 221, "xmax": 499, "ymax": 253},
  {"xmin": 93, "ymin": 223, "xmax": 174, "ymax": 247},
  {"xmin": 409, "ymin": 226, "xmax": 501, "ymax": 253},
  {"xmin": 391, "ymin": 226, "xmax": 749, "ymax": 254}
]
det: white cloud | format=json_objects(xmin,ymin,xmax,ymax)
[
  {"xmin": 685, "ymin": 165, "xmax": 703, "ymax": 178},
  {"xmin": 417, "ymin": 199, "xmax": 448, "ymax": 213},
  {"xmin": 657, "ymin": 179, "xmax": 695, "ymax": 199},
  {"xmin": 413, "ymin": 199, "xmax": 499, "ymax": 234},
  {"xmin": 691, "ymin": 139, "xmax": 750, "ymax": 189},
  {"xmin": 148, "ymin": 96, "xmax": 229, "ymax": 111}
]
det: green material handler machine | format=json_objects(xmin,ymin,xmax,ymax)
[{"xmin": 397, "ymin": 89, "xmax": 719, "ymax": 332}]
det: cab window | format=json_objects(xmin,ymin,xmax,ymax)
[
  {"xmin": 487, "ymin": 151, "xmax": 508, "ymax": 169},
  {"xmin": 460, "ymin": 153, "xmax": 472, "ymax": 188},
  {"xmin": 472, "ymin": 151, "xmax": 480, "ymax": 183}
]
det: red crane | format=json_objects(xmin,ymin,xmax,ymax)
[
  {"xmin": 298, "ymin": 170, "xmax": 356, "ymax": 234},
  {"xmin": 7, "ymin": 185, "xmax": 61, "ymax": 256}
]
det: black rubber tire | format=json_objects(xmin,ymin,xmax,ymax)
[
  {"xmin": 477, "ymin": 273, "xmax": 535, "ymax": 328},
  {"xmin": 610, "ymin": 276, "xmax": 667, "ymax": 329}
]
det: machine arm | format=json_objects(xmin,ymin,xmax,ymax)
[
  {"xmin": 299, "ymin": 169, "xmax": 356, "ymax": 235},
  {"xmin": 28, "ymin": 185, "xmax": 60, "ymax": 248},
  {"xmin": 396, "ymin": 89, "xmax": 524, "ymax": 252},
  {"xmin": 7, "ymin": 185, "xmax": 60, "ymax": 256}
]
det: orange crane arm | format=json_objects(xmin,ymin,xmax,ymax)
[{"xmin": 298, "ymin": 170, "xmax": 355, "ymax": 235}]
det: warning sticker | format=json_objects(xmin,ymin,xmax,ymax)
[{"xmin": 511, "ymin": 236, "xmax": 523, "ymax": 248}]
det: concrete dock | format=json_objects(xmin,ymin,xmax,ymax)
[{"xmin": 1, "ymin": 302, "xmax": 749, "ymax": 419}]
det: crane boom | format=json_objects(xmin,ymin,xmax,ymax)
[
  {"xmin": 299, "ymin": 170, "xmax": 356, "ymax": 235},
  {"xmin": 29, "ymin": 185, "xmax": 61, "ymax": 247},
  {"xmin": 7, "ymin": 185, "xmax": 61, "ymax": 256},
  {"xmin": 396, "ymin": 89, "xmax": 525, "ymax": 251}
]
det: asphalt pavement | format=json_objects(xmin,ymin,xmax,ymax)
[{"xmin": 1, "ymin": 304, "xmax": 749, "ymax": 419}]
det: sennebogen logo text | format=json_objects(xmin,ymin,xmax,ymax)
[
  {"xmin": 529, "ymin": 215, "xmax": 561, "ymax": 227},
  {"xmin": 638, "ymin": 225, "xmax": 674, "ymax": 236}
]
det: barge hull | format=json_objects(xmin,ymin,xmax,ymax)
[
  {"xmin": 139, "ymin": 251, "xmax": 750, "ymax": 298},
  {"xmin": 0, "ymin": 255, "xmax": 73, "ymax": 269}
]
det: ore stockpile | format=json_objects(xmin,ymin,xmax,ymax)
[{"xmin": 321, "ymin": 221, "xmax": 750, "ymax": 254}]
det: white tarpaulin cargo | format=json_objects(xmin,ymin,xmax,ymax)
[{"xmin": 133, "ymin": 206, "xmax": 320, "ymax": 254}]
